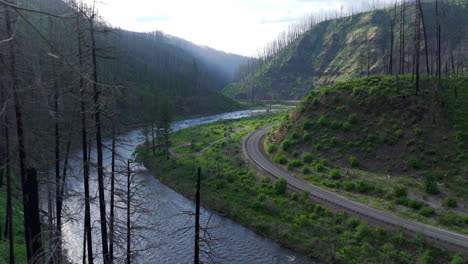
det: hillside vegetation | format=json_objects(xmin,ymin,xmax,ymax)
[
  {"xmin": 225, "ymin": 1, "xmax": 468, "ymax": 100},
  {"xmin": 267, "ymin": 75, "xmax": 468, "ymax": 232},
  {"xmin": 137, "ymin": 113, "xmax": 465, "ymax": 264}
]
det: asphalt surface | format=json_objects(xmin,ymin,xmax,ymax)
[{"xmin": 243, "ymin": 124, "xmax": 468, "ymax": 254}]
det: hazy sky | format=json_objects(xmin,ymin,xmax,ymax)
[{"xmin": 87, "ymin": 0, "xmax": 392, "ymax": 57}]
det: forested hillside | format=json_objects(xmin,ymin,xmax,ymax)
[
  {"xmin": 225, "ymin": 0, "xmax": 468, "ymax": 100},
  {"xmin": 0, "ymin": 0, "xmax": 244, "ymax": 262}
]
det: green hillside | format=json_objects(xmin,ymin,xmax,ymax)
[
  {"xmin": 225, "ymin": 2, "xmax": 468, "ymax": 100},
  {"xmin": 267, "ymin": 75, "xmax": 468, "ymax": 232}
]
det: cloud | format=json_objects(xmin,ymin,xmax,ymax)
[
  {"xmin": 136, "ymin": 15, "xmax": 173, "ymax": 23},
  {"xmin": 260, "ymin": 16, "xmax": 298, "ymax": 24}
]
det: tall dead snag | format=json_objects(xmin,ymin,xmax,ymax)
[
  {"xmin": 389, "ymin": 2, "xmax": 397, "ymax": 75},
  {"xmin": 89, "ymin": 10, "xmax": 110, "ymax": 263},
  {"xmin": 4, "ymin": 2, "xmax": 43, "ymax": 262},
  {"xmin": 194, "ymin": 167, "xmax": 201, "ymax": 264},
  {"xmin": 417, "ymin": 0, "xmax": 430, "ymax": 75},
  {"xmin": 76, "ymin": 12, "xmax": 94, "ymax": 264},
  {"xmin": 24, "ymin": 168, "xmax": 43, "ymax": 263},
  {"xmin": 126, "ymin": 159, "xmax": 132, "ymax": 264},
  {"xmin": 399, "ymin": 0, "xmax": 406, "ymax": 74},
  {"xmin": 414, "ymin": 1, "xmax": 421, "ymax": 95},
  {"xmin": 436, "ymin": 0, "xmax": 441, "ymax": 79},
  {"xmin": 110, "ymin": 125, "xmax": 116, "ymax": 263},
  {"xmin": 3, "ymin": 90, "xmax": 14, "ymax": 263},
  {"xmin": 48, "ymin": 16, "xmax": 63, "ymax": 262}
]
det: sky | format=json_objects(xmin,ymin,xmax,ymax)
[{"xmin": 86, "ymin": 0, "xmax": 393, "ymax": 57}]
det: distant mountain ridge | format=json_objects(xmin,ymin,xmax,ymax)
[{"xmin": 224, "ymin": 1, "xmax": 468, "ymax": 100}]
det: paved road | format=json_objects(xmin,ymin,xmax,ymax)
[{"xmin": 243, "ymin": 124, "xmax": 468, "ymax": 254}]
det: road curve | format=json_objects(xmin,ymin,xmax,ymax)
[{"xmin": 243, "ymin": 124, "xmax": 468, "ymax": 254}]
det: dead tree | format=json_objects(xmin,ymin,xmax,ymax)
[
  {"xmin": 110, "ymin": 125, "xmax": 116, "ymax": 263},
  {"xmin": 75, "ymin": 10, "xmax": 94, "ymax": 264},
  {"xmin": 414, "ymin": 2, "xmax": 421, "ymax": 95},
  {"xmin": 389, "ymin": 2, "xmax": 397, "ymax": 75},
  {"xmin": 2, "ymin": 86, "xmax": 14, "ymax": 263},
  {"xmin": 417, "ymin": 0, "xmax": 430, "ymax": 75},
  {"xmin": 194, "ymin": 167, "xmax": 201, "ymax": 264},
  {"xmin": 126, "ymin": 159, "xmax": 132, "ymax": 264},
  {"xmin": 4, "ymin": 2, "xmax": 44, "ymax": 262},
  {"xmin": 399, "ymin": 0, "xmax": 406, "ymax": 74}
]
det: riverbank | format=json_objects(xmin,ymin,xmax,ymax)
[{"xmin": 136, "ymin": 113, "xmax": 461, "ymax": 264}]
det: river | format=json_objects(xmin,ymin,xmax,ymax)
[{"xmin": 58, "ymin": 109, "xmax": 320, "ymax": 264}]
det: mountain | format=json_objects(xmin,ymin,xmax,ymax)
[
  {"xmin": 16, "ymin": 0, "xmax": 246, "ymax": 119},
  {"xmin": 162, "ymin": 33, "xmax": 249, "ymax": 85},
  {"xmin": 224, "ymin": 1, "xmax": 468, "ymax": 100}
]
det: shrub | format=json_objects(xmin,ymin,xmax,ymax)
[
  {"xmin": 302, "ymin": 166, "xmax": 311, "ymax": 174},
  {"xmin": 408, "ymin": 156, "xmax": 421, "ymax": 169},
  {"xmin": 303, "ymin": 120, "xmax": 313, "ymax": 130},
  {"xmin": 349, "ymin": 156, "xmax": 359, "ymax": 167},
  {"xmin": 413, "ymin": 127, "xmax": 423, "ymax": 136},
  {"xmin": 343, "ymin": 181, "xmax": 355, "ymax": 191},
  {"xmin": 419, "ymin": 207, "xmax": 435, "ymax": 217},
  {"xmin": 439, "ymin": 212, "xmax": 463, "ymax": 226},
  {"xmin": 281, "ymin": 140, "xmax": 291, "ymax": 151},
  {"xmin": 312, "ymin": 98, "xmax": 319, "ymax": 106},
  {"xmin": 314, "ymin": 163, "xmax": 324, "ymax": 172},
  {"xmin": 336, "ymin": 105, "xmax": 345, "ymax": 112},
  {"xmin": 303, "ymin": 132, "xmax": 311, "ymax": 141},
  {"xmin": 342, "ymin": 122, "xmax": 351, "ymax": 131},
  {"xmin": 406, "ymin": 139, "xmax": 415, "ymax": 146},
  {"xmin": 392, "ymin": 185, "xmax": 407, "ymax": 198},
  {"xmin": 292, "ymin": 151, "xmax": 299, "ymax": 157},
  {"xmin": 291, "ymin": 192, "xmax": 299, "ymax": 201},
  {"xmin": 394, "ymin": 129, "xmax": 403, "ymax": 138},
  {"xmin": 302, "ymin": 153, "xmax": 313, "ymax": 163},
  {"xmin": 408, "ymin": 200, "xmax": 424, "ymax": 210},
  {"xmin": 291, "ymin": 131, "xmax": 299, "ymax": 139},
  {"xmin": 355, "ymin": 180, "xmax": 372, "ymax": 193},
  {"xmin": 354, "ymin": 222, "xmax": 371, "ymax": 241},
  {"xmin": 444, "ymin": 197, "xmax": 458, "ymax": 208},
  {"xmin": 347, "ymin": 217, "xmax": 361, "ymax": 228},
  {"xmin": 267, "ymin": 144, "xmax": 276, "ymax": 154},
  {"xmin": 424, "ymin": 178, "xmax": 440, "ymax": 194},
  {"xmin": 273, "ymin": 178, "xmax": 288, "ymax": 195},
  {"xmin": 348, "ymin": 113, "xmax": 358, "ymax": 124},
  {"xmin": 330, "ymin": 169, "xmax": 341, "ymax": 179},
  {"xmin": 274, "ymin": 154, "xmax": 288, "ymax": 165},
  {"xmin": 287, "ymin": 160, "xmax": 302, "ymax": 170},
  {"xmin": 331, "ymin": 120, "xmax": 341, "ymax": 129},
  {"xmin": 318, "ymin": 116, "xmax": 327, "ymax": 126},
  {"xmin": 450, "ymin": 253, "xmax": 466, "ymax": 264}
]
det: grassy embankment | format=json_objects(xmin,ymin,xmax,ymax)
[
  {"xmin": 267, "ymin": 75, "xmax": 468, "ymax": 234},
  {"xmin": 137, "ymin": 111, "xmax": 465, "ymax": 264}
]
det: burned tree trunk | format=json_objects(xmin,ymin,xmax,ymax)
[
  {"xmin": 5, "ymin": 3, "xmax": 43, "ymax": 262},
  {"xmin": 110, "ymin": 126, "xmax": 116, "ymax": 263},
  {"xmin": 194, "ymin": 167, "xmax": 201, "ymax": 264},
  {"xmin": 414, "ymin": 2, "xmax": 421, "ymax": 95},
  {"xmin": 77, "ymin": 14, "xmax": 94, "ymax": 264},
  {"xmin": 90, "ymin": 13, "xmax": 110, "ymax": 263}
]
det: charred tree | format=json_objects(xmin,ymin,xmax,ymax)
[
  {"xmin": 5, "ymin": 3, "xmax": 44, "ymax": 262},
  {"xmin": 89, "ymin": 10, "xmax": 110, "ymax": 263},
  {"xmin": 76, "ymin": 13, "xmax": 94, "ymax": 264},
  {"xmin": 194, "ymin": 167, "xmax": 201, "ymax": 264}
]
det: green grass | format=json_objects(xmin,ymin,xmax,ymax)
[{"xmin": 136, "ymin": 112, "xmax": 462, "ymax": 264}]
